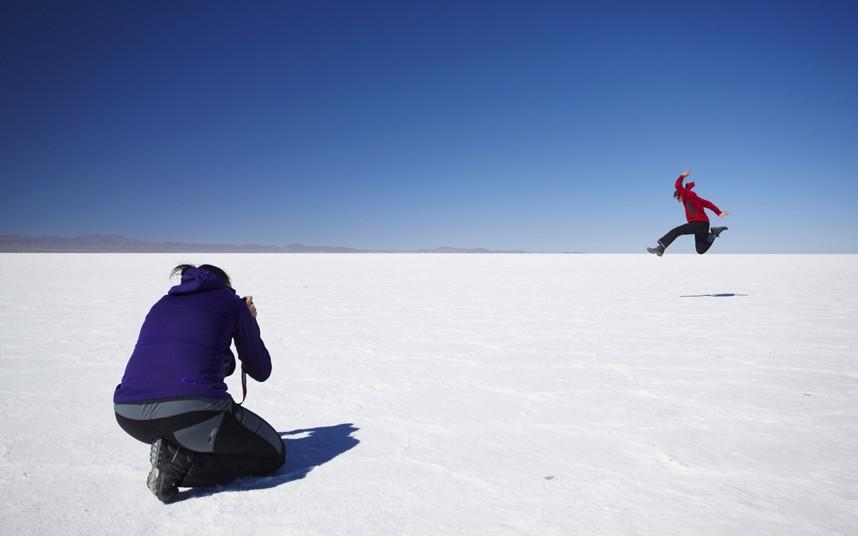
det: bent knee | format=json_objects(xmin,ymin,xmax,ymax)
[
  {"xmin": 266, "ymin": 441, "xmax": 286, "ymax": 473},
  {"xmin": 259, "ymin": 447, "xmax": 286, "ymax": 476}
]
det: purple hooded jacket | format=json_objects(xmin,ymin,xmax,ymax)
[{"xmin": 114, "ymin": 267, "xmax": 272, "ymax": 403}]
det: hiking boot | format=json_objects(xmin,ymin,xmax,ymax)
[
  {"xmin": 707, "ymin": 226, "xmax": 727, "ymax": 244},
  {"xmin": 147, "ymin": 439, "xmax": 195, "ymax": 504},
  {"xmin": 647, "ymin": 244, "xmax": 664, "ymax": 257}
]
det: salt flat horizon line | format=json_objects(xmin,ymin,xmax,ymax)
[
  {"xmin": 5, "ymin": 251, "xmax": 855, "ymax": 255},
  {"xmin": 1, "ymin": 233, "xmax": 855, "ymax": 254}
]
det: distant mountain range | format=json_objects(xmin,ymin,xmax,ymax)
[{"xmin": 0, "ymin": 234, "xmax": 528, "ymax": 253}]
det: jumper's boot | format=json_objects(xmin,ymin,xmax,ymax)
[
  {"xmin": 147, "ymin": 438, "xmax": 195, "ymax": 504},
  {"xmin": 708, "ymin": 226, "xmax": 728, "ymax": 243},
  {"xmin": 647, "ymin": 243, "xmax": 665, "ymax": 257}
]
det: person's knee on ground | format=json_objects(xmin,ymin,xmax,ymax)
[
  {"xmin": 181, "ymin": 443, "xmax": 285, "ymax": 487},
  {"xmin": 174, "ymin": 405, "xmax": 286, "ymax": 487}
]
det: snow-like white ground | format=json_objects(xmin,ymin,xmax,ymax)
[{"xmin": 1, "ymin": 253, "xmax": 857, "ymax": 535}]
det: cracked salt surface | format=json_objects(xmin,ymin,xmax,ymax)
[{"xmin": 1, "ymin": 253, "xmax": 856, "ymax": 535}]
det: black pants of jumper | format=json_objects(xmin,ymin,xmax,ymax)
[
  {"xmin": 115, "ymin": 398, "xmax": 285, "ymax": 487},
  {"xmin": 659, "ymin": 221, "xmax": 713, "ymax": 254}
]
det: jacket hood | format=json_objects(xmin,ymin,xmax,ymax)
[
  {"xmin": 685, "ymin": 181, "xmax": 696, "ymax": 191},
  {"xmin": 169, "ymin": 267, "xmax": 228, "ymax": 296}
]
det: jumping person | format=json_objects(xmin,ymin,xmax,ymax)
[
  {"xmin": 648, "ymin": 169, "xmax": 729, "ymax": 256},
  {"xmin": 113, "ymin": 264, "xmax": 285, "ymax": 503}
]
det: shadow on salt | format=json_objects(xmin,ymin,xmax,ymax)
[
  {"xmin": 680, "ymin": 293, "xmax": 749, "ymax": 298},
  {"xmin": 174, "ymin": 423, "xmax": 360, "ymax": 502}
]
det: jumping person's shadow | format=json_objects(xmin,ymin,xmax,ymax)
[
  {"xmin": 680, "ymin": 293, "xmax": 749, "ymax": 298},
  {"xmin": 174, "ymin": 423, "xmax": 360, "ymax": 502}
]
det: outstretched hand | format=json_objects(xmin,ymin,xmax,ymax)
[
  {"xmin": 244, "ymin": 296, "xmax": 257, "ymax": 318},
  {"xmin": 680, "ymin": 169, "xmax": 691, "ymax": 178},
  {"xmin": 719, "ymin": 211, "xmax": 729, "ymax": 217}
]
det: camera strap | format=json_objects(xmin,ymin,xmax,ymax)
[{"xmin": 237, "ymin": 368, "xmax": 248, "ymax": 405}]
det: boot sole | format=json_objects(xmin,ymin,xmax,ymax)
[{"xmin": 147, "ymin": 439, "xmax": 178, "ymax": 504}]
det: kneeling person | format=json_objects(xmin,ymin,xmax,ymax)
[{"xmin": 114, "ymin": 264, "xmax": 285, "ymax": 503}]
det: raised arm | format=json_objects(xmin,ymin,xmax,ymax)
[
  {"xmin": 234, "ymin": 297, "xmax": 272, "ymax": 382},
  {"xmin": 675, "ymin": 169, "xmax": 691, "ymax": 193}
]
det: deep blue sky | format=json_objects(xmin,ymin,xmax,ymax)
[{"xmin": 2, "ymin": 1, "xmax": 856, "ymax": 252}]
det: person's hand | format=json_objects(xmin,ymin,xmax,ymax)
[
  {"xmin": 244, "ymin": 296, "xmax": 257, "ymax": 318},
  {"xmin": 719, "ymin": 211, "xmax": 729, "ymax": 217},
  {"xmin": 680, "ymin": 169, "xmax": 691, "ymax": 178}
]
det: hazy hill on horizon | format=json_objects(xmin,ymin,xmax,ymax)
[{"xmin": 0, "ymin": 234, "xmax": 528, "ymax": 254}]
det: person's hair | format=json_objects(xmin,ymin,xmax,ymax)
[
  {"xmin": 171, "ymin": 264, "xmax": 232, "ymax": 288},
  {"xmin": 673, "ymin": 190, "xmax": 681, "ymax": 200}
]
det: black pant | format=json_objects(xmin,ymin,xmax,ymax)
[
  {"xmin": 659, "ymin": 221, "xmax": 713, "ymax": 254},
  {"xmin": 115, "ymin": 398, "xmax": 285, "ymax": 487}
]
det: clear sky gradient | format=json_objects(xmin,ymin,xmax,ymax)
[{"xmin": 2, "ymin": 1, "xmax": 856, "ymax": 252}]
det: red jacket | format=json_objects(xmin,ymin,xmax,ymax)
[{"xmin": 675, "ymin": 176, "xmax": 721, "ymax": 223}]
